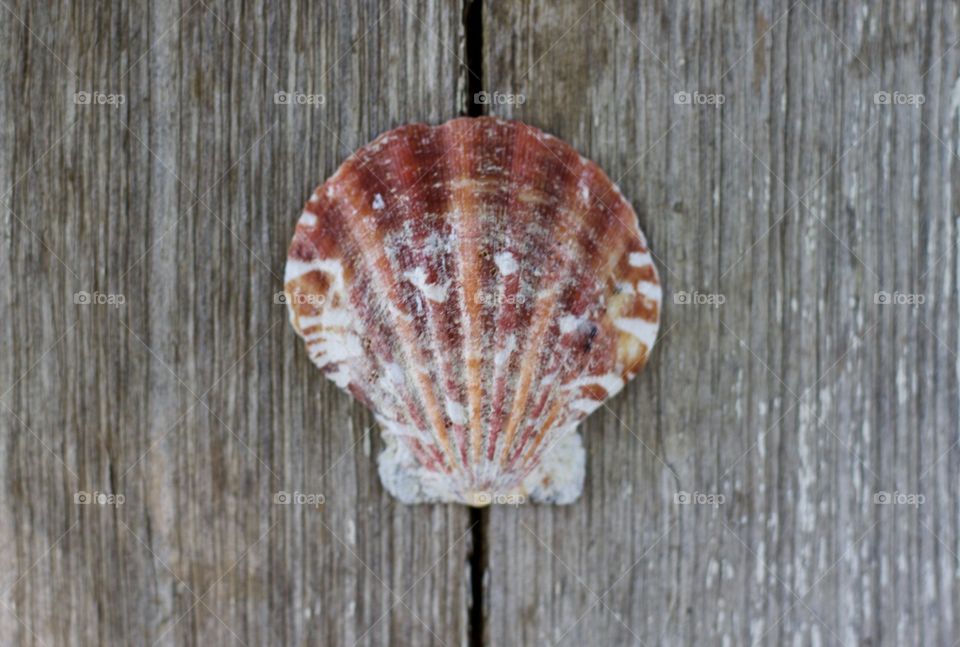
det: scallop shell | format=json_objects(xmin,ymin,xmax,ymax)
[{"xmin": 284, "ymin": 117, "xmax": 660, "ymax": 505}]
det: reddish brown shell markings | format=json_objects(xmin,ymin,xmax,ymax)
[{"xmin": 284, "ymin": 117, "xmax": 660, "ymax": 505}]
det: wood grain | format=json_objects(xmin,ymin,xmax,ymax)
[
  {"xmin": 481, "ymin": 1, "xmax": 960, "ymax": 645},
  {"xmin": 0, "ymin": 2, "xmax": 471, "ymax": 646},
  {"xmin": 2, "ymin": 1, "xmax": 958, "ymax": 646}
]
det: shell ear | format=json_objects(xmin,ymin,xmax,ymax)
[
  {"xmin": 515, "ymin": 431, "xmax": 585, "ymax": 505},
  {"xmin": 378, "ymin": 429, "xmax": 585, "ymax": 506}
]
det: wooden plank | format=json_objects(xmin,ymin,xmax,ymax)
[
  {"xmin": 4, "ymin": 1, "xmax": 960, "ymax": 645},
  {"xmin": 0, "ymin": 1, "xmax": 471, "ymax": 646},
  {"xmin": 481, "ymin": 1, "xmax": 960, "ymax": 645}
]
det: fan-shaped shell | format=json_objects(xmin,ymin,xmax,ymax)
[{"xmin": 284, "ymin": 117, "xmax": 660, "ymax": 505}]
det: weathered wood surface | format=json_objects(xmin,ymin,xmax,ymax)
[
  {"xmin": 483, "ymin": 1, "xmax": 960, "ymax": 646},
  {"xmin": 2, "ymin": 1, "xmax": 959, "ymax": 646},
  {"xmin": 0, "ymin": 2, "xmax": 471, "ymax": 646}
]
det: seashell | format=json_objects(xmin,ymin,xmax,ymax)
[{"xmin": 284, "ymin": 117, "xmax": 660, "ymax": 505}]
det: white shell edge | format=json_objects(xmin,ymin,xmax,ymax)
[{"xmin": 377, "ymin": 428, "xmax": 586, "ymax": 505}]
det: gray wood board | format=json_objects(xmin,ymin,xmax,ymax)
[
  {"xmin": 481, "ymin": 1, "xmax": 960, "ymax": 645},
  {"xmin": 0, "ymin": 2, "xmax": 471, "ymax": 646}
]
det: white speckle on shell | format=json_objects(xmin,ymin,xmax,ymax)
[
  {"xmin": 445, "ymin": 397, "xmax": 469, "ymax": 425},
  {"xmin": 613, "ymin": 316, "xmax": 659, "ymax": 350},
  {"xmin": 315, "ymin": 307, "xmax": 352, "ymax": 328},
  {"xmin": 569, "ymin": 398, "xmax": 603, "ymax": 415},
  {"xmin": 404, "ymin": 266, "xmax": 450, "ymax": 303},
  {"xmin": 326, "ymin": 367, "xmax": 352, "ymax": 388},
  {"xmin": 299, "ymin": 314, "xmax": 340, "ymax": 330},
  {"xmin": 558, "ymin": 314, "xmax": 587, "ymax": 335},
  {"xmin": 493, "ymin": 251, "xmax": 518, "ymax": 275},
  {"xmin": 636, "ymin": 281, "xmax": 663, "ymax": 302},
  {"xmin": 494, "ymin": 335, "xmax": 516, "ymax": 367},
  {"xmin": 310, "ymin": 332, "xmax": 364, "ymax": 364},
  {"xmin": 373, "ymin": 193, "xmax": 385, "ymax": 210},
  {"xmin": 565, "ymin": 372, "xmax": 626, "ymax": 396},
  {"xmin": 629, "ymin": 250, "xmax": 652, "ymax": 267},
  {"xmin": 284, "ymin": 257, "xmax": 346, "ymax": 288},
  {"xmin": 384, "ymin": 362, "xmax": 407, "ymax": 386}
]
